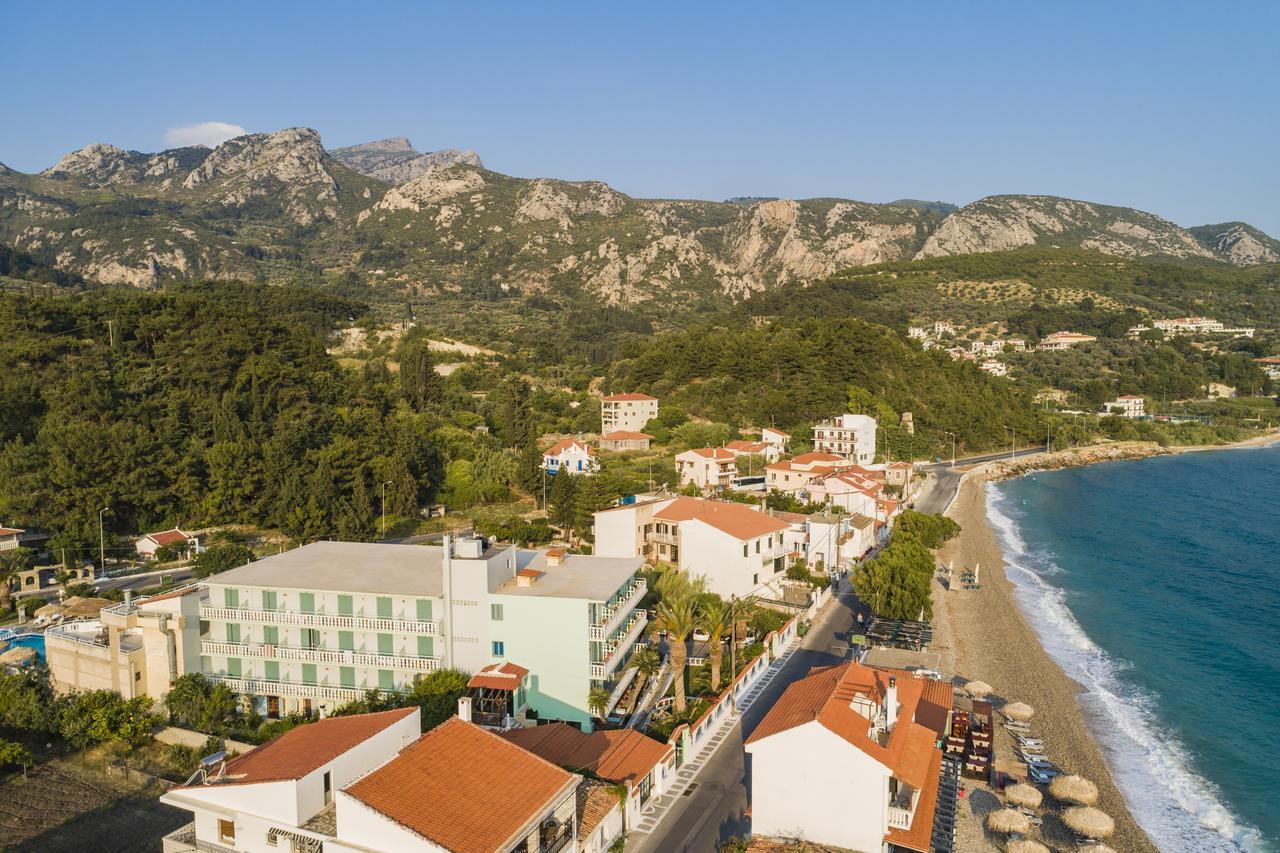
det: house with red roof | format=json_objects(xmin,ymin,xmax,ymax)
[
  {"xmin": 674, "ymin": 447, "xmax": 737, "ymax": 490},
  {"xmin": 543, "ymin": 437, "xmax": 599, "ymax": 476},
  {"xmin": 600, "ymin": 392, "xmax": 658, "ymax": 433},
  {"xmin": 745, "ymin": 662, "xmax": 953, "ymax": 853},
  {"xmin": 599, "ymin": 430, "xmax": 653, "ymax": 452},
  {"xmin": 765, "ymin": 451, "xmax": 856, "ymax": 495},
  {"xmin": 595, "ymin": 495, "xmax": 790, "ymax": 598},
  {"xmin": 135, "ymin": 527, "xmax": 201, "ymax": 560}
]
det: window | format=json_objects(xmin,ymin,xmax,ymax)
[
  {"xmin": 218, "ymin": 819, "xmax": 235, "ymax": 844},
  {"xmin": 338, "ymin": 631, "xmax": 354, "ymax": 651},
  {"xmin": 492, "ymin": 641, "xmax": 505, "ymax": 657},
  {"xmin": 134, "ymin": 670, "xmax": 141, "ymax": 681},
  {"xmin": 378, "ymin": 669, "xmax": 395, "ymax": 691},
  {"xmin": 263, "ymin": 625, "xmax": 279, "ymax": 646},
  {"xmin": 225, "ymin": 623, "xmax": 240, "ymax": 644},
  {"xmin": 337, "ymin": 594, "xmax": 353, "ymax": 616},
  {"xmin": 301, "ymin": 663, "xmax": 317, "ymax": 685},
  {"xmin": 262, "ymin": 590, "xmax": 277, "ymax": 611},
  {"xmin": 223, "ymin": 588, "xmax": 238, "ymax": 608},
  {"xmin": 416, "ymin": 599, "xmax": 432, "ymax": 621},
  {"xmin": 742, "ymin": 544, "xmax": 748, "ymax": 558},
  {"xmin": 377, "ymin": 633, "xmax": 393, "ymax": 656},
  {"xmin": 490, "ymin": 603, "xmax": 503, "ymax": 621},
  {"xmin": 226, "ymin": 657, "xmax": 242, "ymax": 678},
  {"xmin": 755, "ymin": 540, "xmax": 761, "ymax": 554},
  {"xmin": 753, "ymin": 574, "xmax": 759, "ymax": 584},
  {"xmin": 299, "ymin": 592, "xmax": 315, "ymax": 614},
  {"xmin": 340, "ymin": 666, "xmax": 355, "ymax": 688},
  {"xmin": 376, "ymin": 597, "xmax": 393, "ymax": 619},
  {"xmin": 301, "ymin": 628, "xmax": 319, "ymax": 649},
  {"xmin": 264, "ymin": 661, "xmax": 279, "ymax": 682},
  {"xmin": 417, "ymin": 635, "xmax": 434, "ymax": 658},
  {"xmin": 323, "ymin": 770, "xmax": 333, "ymax": 805}
]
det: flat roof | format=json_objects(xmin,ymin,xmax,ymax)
[
  {"xmin": 497, "ymin": 551, "xmax": 643, "ymax": 601},
  {"xmin": 207, "ymin": 540, "xmax": 481, "ymax": 597}
]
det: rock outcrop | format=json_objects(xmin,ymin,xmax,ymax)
[
  {"xmin": 1188, "ymin": 222, "xmax": 1280, "ymax": 266},
  {"xmin": 332, "ymin": 137, "xmax": 483, "ymax": 184}
]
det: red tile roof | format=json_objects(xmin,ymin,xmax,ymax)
[
  {"xmin": 0, "ymin": 527, "xmax": 23, "ymax": 536},
  {"xmin": 344, "ymin": 717, "xmax": 577, "ymax": 853},
  {"xmin": 198, "ymin": 707, "xmax": 417, "ymax": 786},
  {"xmin": 545, "ymin": 438, "xmax": 596, "ymax": 457},
  {"xmin": 602, "ymin": 393, "xmax": 656, "ymax": 402},
  {"xmin": 468, "ymin": 661, "xmax": 530, "ymax": 691},
  {"xmin": 725, "ymin": 440, "xmax": 769, "ymax": 454},
  {"xmin": 746, "ymin": 662, "xmax": 946, "ymax": 791},
  {"xmin": 145, "ymin": 528, "xmax": 191, "ymax": 546},
  {"xmin": 600, "ymin": 430, "xmax": 654, "ymax": 441},
  {"xmin": 501, "ymin": 722, "xmax": 673, "ymax": 785},
  {"xmin": 681, "ymin": 447, "xmax": 735, "ymax": 461},
  {"xmin": 577, "ymin": 780, "xmax": 620, "ymax": 842},
  {"xmin": 790, "ymin": 451, "xmax": 847, "ymax": 465},
  {"xmin": 884, "ymin": 746, "xmax": 943, "ymax": 852},
  {"xmin": 654, "ymin": 496, "xmax": 789, "ymax": 541}
]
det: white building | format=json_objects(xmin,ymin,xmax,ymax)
[
  {"xmin": 907, "ymin": 326, "xmax": 929, "ymax": 340},
  {"xmin": 544, "ymin": 438, "xmax": 599, "ymax": 476},
  {"xmin": 135, "ymin": 528, "xmax": 201, "ymax": 560},
  {"xmin": 674, "ymin": 447, "xmax": 737, "ymax": 490},
  {"xmin": 600, "ymin": 393, "xmax": 658, "ymax": 433},
  {"xmin": 161, "ymin": 707, "xmax": 584, "ymax": 853},
  {"xmin": 725, "ymin": 439, "xmax": 781, "ymax": 464},
  {"xmin": 200, "ymin": 539, "xmax": 647, "ymax": 729},
  {"xmin": 1154, "ymin": 316, "xmax": 1224, "ymax": 335},
  {"xmin": 1037, "ymin": 331, "xmax": 1098, "ymax": 351},
  {"xmin": 746, "ymin": 662, "xmax": 953, "ymax": 853},
  {"xmin": 1104, "ymin": 395, "xmax": 1145, "ymax": 418},
  {"xmin": 804, "ymin": 468, "xmax": 883, "ymax": 517},
  {"xmin": 979, "ymin": 359, "xmax": 1009, "ymax": 377},
  {"xmin": 595, "ymin": 496, "xmax": 790, "ymax": 598},
  {"xmin": 765, "ymin": 451, "xmax": 854, "ymax": 494},
  {"xmin": 811, "ymin": 414, "xmax": 877, "ymax": 464},
  {"xmin": 933, "ymin": 321, "xmax": 955, "ymax": 336},
  {"xmin": 761, "ymin": 427, "xmax": 790, "ymax": 455}
]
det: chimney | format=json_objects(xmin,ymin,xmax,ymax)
[
  {"xmin": 886, "ymin": 676, "xmax": 898, "ymax": 730},
  {"xmin": 457, "ymin": 696, "xmax": 472, "ymax": 723},
  {"xmin": 545, "ymin": 546, "xmax": 566, "ymax": 567},
  {"xmin": 124, "ymin": 589, "xmax": 134, "ymax": 610}
]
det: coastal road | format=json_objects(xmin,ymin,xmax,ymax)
[
  {"xmin": 915, "ymin": 445, "xmax": 1047, "ymax": 514},
  {"xmin": 630, "ymin": 582, "xmax": 867, "ymax": 853}
]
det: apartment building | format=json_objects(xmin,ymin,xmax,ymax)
[
  {"xmin": 1104, "ymin": 395, "xmax": 1145, "ymax": 418},
  {"xmin": 595, "ymin": 496, "xmax": 789, "ymax": 598},
  {"xmin": 725, "ymin": 439, "xmax": 781, "ymax": 464},
  {"xmin": 765, "ymin": 451, "xmax": 854, "ymax": 494},
  {"xmin": 761, "ymin": 427, "xmax": 790, "ymax": 455},
  {"xmin": 599, "ymin": 430, "xmax": 653, "ymax": 452},
  {"xmin": 600, "ymin": 393, "xmax": 658, "ymax": 433},
  {"xmin": 674, "ymin": 447, "xmax": 737, "ymax": 490},
  {"xmin": 200, "ymin": 539, "xmax": 646, "ymax": 729},
  {"xmin": 162, "ymin": 707, "xmax": 583, "ymax": 853},
  {"xmin": 811, "ymin": 414, "xmax": 877, "ymax": 464},
  {"xmin": 746, "ymin": 663, "xmax": 953, "ymax": 853},
  {"xmin": 1037, "ymin": 331, "xmax": 1097, "ymax": 351}
]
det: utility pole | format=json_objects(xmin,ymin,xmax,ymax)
[
  {"xmin": 98, "ymin": 506, "xmax": 109, "ymax": 573},
  {"xmin": 106, "ymin": 320, "xmax": 115, "ymax": 350},
  {"xmin": 381, "ymin": 481, "xmax": 392, "ymax": 537},
  {"xmin": 942, "ymin": 431, "xmax": 956, "ymax": 468},
  {"xmin": 1003, "ymin": 426, "xmax": 1016, "ymax": 462},
  {"xmin": 730, "ymin": 594, "xmax": 737, "ymax": 693}
]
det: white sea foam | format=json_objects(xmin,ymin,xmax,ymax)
[{"xmin": 986, "ymin": 486, "xmax": 1268, "ymax": 853}]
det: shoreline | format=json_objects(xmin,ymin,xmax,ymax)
[{"xmin": 927, "ymin": 430, "xmax": 1278, "ymax": 852}]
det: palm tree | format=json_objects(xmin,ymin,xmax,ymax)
[
  {"xmin": 630, "ymin": 645, "xmax": 662, "ymax": 680},
  {"xmin": 697, "ymin": 598, "xmax": 731, "ymax": 690},
  {"xmin": 588, "ymin": 685, "xmax": 612, "ymax": 720},
  {"xmin": 655, "ymin": 593, "xmax": 698, "ymax": 713}
]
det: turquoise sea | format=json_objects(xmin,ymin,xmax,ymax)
[{"xmin": 990, "ymin": 444, "xmax": 1280, "ymax": 852}]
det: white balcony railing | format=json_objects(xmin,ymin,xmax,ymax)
[
  {"xmin": 200, "ymin": 606, "xmax": 439, "ymax": 635},
  {"xmin": 208, "ymin": 675, "xmax": 373, "ymax": 702},
  {"xmin": 646, "ymin": 530, "xmax": 678, "ymax": 546},
  {"xmin": 201, "ymin": 641, "xmax": 439, "ymax": 671},
  {"xmin": 589, "ymin": 579, "xmax": 647, "ymax": 640},
  {"xmin": 590, "ymin": 611, "xmax": 647, "ymax": 679},
  {"xmin": 888, "ymin": 805, "xmax": 913, "ymax": 829}
]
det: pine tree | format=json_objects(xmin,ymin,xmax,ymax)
[{"xmin": 548, "ymin": 468, "xmax": 576, "ymax": 531}]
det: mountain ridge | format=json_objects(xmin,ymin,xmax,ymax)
[{"xmin": 1, "ymin": 127, "xmax": 1275, "ymax": 297}]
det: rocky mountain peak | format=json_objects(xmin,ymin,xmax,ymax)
[
  {"xmin": 1188, "ymin": 222, "xmax": 1280, "ymax": 267},
  {"xmin": 41, "ymin": 142, "xmax": 139, "ymax": 184},
  {"xmin": 332, "ymin": 137, "xmax": 483, "ymax": 184}
]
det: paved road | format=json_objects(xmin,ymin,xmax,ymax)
[
  {"xmin": 632, "ymin": 582, "xmax": 869, "ymax": 853},
  {"xmin": 914, "ymin": 445, "xmax": 1047, "ymax": 514}
]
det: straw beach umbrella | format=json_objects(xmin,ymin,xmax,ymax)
[
  {"xmin": 1050, "ymin": 774, "xmax": 1100, "ymax": 805},
  {"xmin": 1078, "ymin": 846, "xmax": 1117, "ymax": 853},
  {"xmin": 965, "ymin": 680, "xmax": 994, "ymax": 698},
  {"xmin": 1003, "ymin": 701, "xmax": 1035, "ymax": 721},
  {"xmin": 986, "ymin": 808, "xmax": 1030, "ymax": 835},
  {"xmin": 1006, "ymin": 841, "xmax": 1049, "ymax": 853},
  {"xmin": 1063, "ymin": 806, "xmax": 1116, "ymax": 839},
  {"xmin": 1005, "ymin": 783, "xmax": 1042, "ymax": 809}
]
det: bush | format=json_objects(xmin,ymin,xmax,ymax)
[
  {"xmin": 164, "ymin": 743, "xmax": 198, "ymax": 775},
  {"xmin": 193, "ymin": 544, "xmax": 256, "ymax": 579},
  {"xmin": 893, "ymin": 509, "xmax": 961, "ymax": 549},
  {"xmin": 0, "ymin": 739, "xmax": 33, "ymax": 771}
]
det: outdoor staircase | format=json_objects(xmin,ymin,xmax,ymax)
[{"xmin": 930, "ymin": 754, "xmax": 961, "ymax": 853}]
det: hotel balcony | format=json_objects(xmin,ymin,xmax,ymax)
[
  {"xmin": 590, "ymin": 611, "xmax": 647, "ymax": 679},
  {"xmin": 589, "ymin": 578, "xmax": 647, "ymax": 640},
  {"xmin": 200, "ymin": 641, "xmax": 439, "ymax": 671},
  {"xmin": 208, "ymin": 674, "xmax": 376, "ymax": 703},
  {"xmin": 646, "ymin": 530, "xmax": 678, "ymax": 546},
  {"xmin": 888, "ymin": 805, "xmax": 913, "ymax": 830},
  {"xmin": 200, "ymin": 605, "xmax": 439, "ymax": 635}
]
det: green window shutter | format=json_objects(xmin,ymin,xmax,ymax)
[
  {"xmin": 226, "ymin": 657, "xmax": 241, "ymax": 678},
  {"xmin": 340, "ymin": 666, "xmax": 355, "ymax": 688},
  {"xmin": 225, "ymin": 623, "xmax": 240, "ymax": 644},
  {"xmin": 490, "ymin": 603, "xmax": 503, "ymax": 621},
  {"xmin": 224, "ymin": 588, "xmax": 238, "ymax": 608},
  {"xmin": 338, "ymin": 631, "xmax": 354, "ymax": 651},
  {"xmin": 264, "ymin": 660, "xmax": 279, "ymax": 682},
  {"xmin": 376, "ymin": 597, "xmax": 393, "ymax": 620},
  {"xmin": 299, "ymin": 592, "xmax": 315, "ymax": 614},
  {"xmin": 416, "ymin": 636, "xmax": 433, "ymax": 658},
  {"xmin": 263, "ymin": 625, "xmax": 278, "ymax": 646},
  {"xmin": 416, "ymin": 599, "xmax": 432, "ymax": 621},
  {"xmin": 301, "ymin": 663, "xmax": 317, "ymax": 685},
  {"xmin": 262, "ymin": 590, "xmax": 276, "ymax": 611},
  {"xmin": 378, "ymin": 669, "xmax": 395, "ymax": 691},
  {"xmin": 377, "ymin": 633, "xmax": 393, "ymax": 656},
  {"xmin": 337, "ymin": 595, "xmax": 353, "ymax": 616}
]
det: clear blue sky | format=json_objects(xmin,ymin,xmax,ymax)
[{"xmin": 5, "ymin": 1, "xmax": 1278, "ymax": 234}]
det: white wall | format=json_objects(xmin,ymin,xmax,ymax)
[
  {"xmin": 332, "ymin": 791, "xmax": 446, "ymax": 852},
  {"xmin": 678, "ymin": 521, "xmax": 782, "ymax": 599},
  {"xmin": 747, "ymin": 721, "xmax": 890, "ymax": 852}
]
